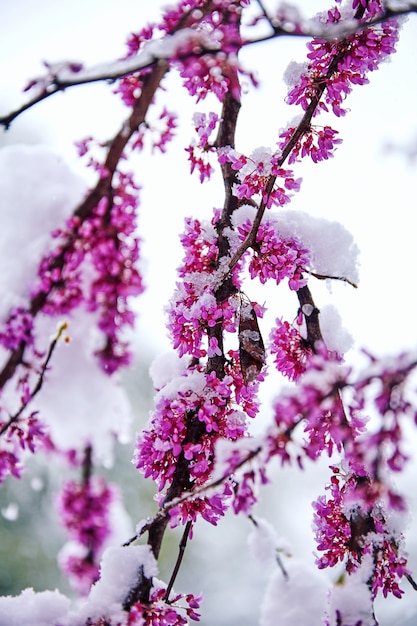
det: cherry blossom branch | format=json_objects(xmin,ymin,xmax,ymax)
[
  {"xmin": 0, "ymin": 38, "xmax": 212, "ymax": 130},
  {"xmin": 125, "ymin": 3, "xmax": 381, "ymax": 608},
  {"xmin": 0, "ymin": 60, "xmax": 168, "ymax": 393},
  {"xmin": 125, "ymin": 445, "xmax": 262, "ymax": 546},
  {"xmin": 245, "ymin": 2, "xmax": 417, "ymax": 45},
  {"xmin": 1, "ymin": 3, "xmax": 415, "ymax": 129},
  {"xmin": 131, "ymin": 341, "xmax": 412, "ymax": 536},
  {"xmin": 125, "ymin": 26, "xmax": 244, "ymax": 611},
  {"xmin": 0, "ymin": 321, "xmax": 67, "ymax": 438},
  {"xmin": 131, "ymin": 342, "xmax": 417, "ymax": 538},
  {"xmin": 216, "ymin": 3, "xmax": 371, "ymax": 287}
]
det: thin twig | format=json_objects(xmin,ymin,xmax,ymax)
[
  {"xmin": 405, "ymin": 572, "xmax": 417, "ymax": 591},
  {"xmin": 0, "ymin": 321, "xmax": 67, "ymax": 437},
  {"xmin": 164, "ymin": 521, "xmax": 193, "ymax": 602},
  {"xmin": 307, "ymin": 270, "xmax": 358, "ymax": 289},
  {"xmin": 123, "ymin": 445, "xmax": 262, "ymax": 547}
]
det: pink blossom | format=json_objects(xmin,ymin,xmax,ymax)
[
  {"xmin": 269, "ymin": 318, "xmax": 311, "ymax": 381},
  {"xmin": 286, "ymin": 4, "xmax": 400, "ymax": 118},
  {"xmin": 313, "ymin": 465, "xmax": 409, "ymax": 600},
  {"xmin": 237, "ymin": 219, "xmax": 310, "ymax": 288},
  {"xmin": 128, "ymin": 586, "xmax": 202, "ymax": 624},
  {"xmin": 56, "ymin": 475, "xmax": 116, "ymax": 594},
  {"xmin": 218, "ymin": 146, "xmax": 301, "ymax": 207},
  {"xmin": 279, "ymin": 125, "xmax": 342, "ymax": 164},
  {"xmin": 0, "ymin": 307, "xmax": 34, "ymax": 351}
]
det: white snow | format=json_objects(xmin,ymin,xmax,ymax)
[
  {"xmin": 0, "ymin": 588, "xmax": 70, "ymax": 626},
  {"xmin": 42, "ymin": 28, "xmax": 221, "ymax": 88},
  {"xmin": 247, "ymin": 516, "xmax": 280, "ymax": 569},
  {"xmin": 154, "ymin": 366, "xmax": 206, "ymax": 403},
  {"xmin": 64, "ymin": 545, "xmax": 157, "ymax": 625},
  {"xmin": 319, "ymin": 304, "xmax": 354, "ymax": 355},
  {"xmin": 275, "ymin": 209, "xmax": 360, "ymax": 286},
  {"xmin": 29, "ymin": 311, "xmax": 132, "ymax": 466},
  {"xmin": 0, "ymin": 546, "xmax": 158, "ymax": 626},
  {"xmin": 230, "ymin": 205, "xmax": 360, "ymax": 287},
  {"xmin": 325, "ymin": 556, "xmax": 375, "ymax": 626},
  {"xmin": 0, "ymin": 145, "xmax": 133, "ymax": 466},
  {"xmin": 260, "ymin": 559, "xmax": 328, "ymax": 626},
  {"xmin": 283, "ymin": 61, "xmax": 309, "ymax": 88},
  {"xmin": 0, "ymin": 145, "xmax": 86, "ymax": 319}
]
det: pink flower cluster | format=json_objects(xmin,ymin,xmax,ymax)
[
  {"xmin": 135, "ymin": 367, "xmax": 247, "ymax": 491},
  {"xmin": 237, "ymin": 219, "xmax": 310, "ymax": 289},
  {"xmin": 168, "ymin": 483, "xmax": 233, "ymax": 528},
  {"xmin": 128, "ymin": 587, "xmax": 202, "ymax": 625},
  {"xmin": 186, "ymin": 112, "xmax": 220, "ymax": 183},
  {"xmin": 31, "ymin": 168, "xmax": 143, "ymax": 374},
  {"xmin": 278, "ymin": 125, "xmax": 342, "ymax": 164},
  {"xmin": 269, "ymin": 318, "xmax": 312, "ymax": 381},
  {"xmin": 313, "ymin": 466, "xmax": 409, "ymax": 599},
  {"xmin": 171, "ymin": 3, "xmax": 244, "ymax": 102},
  {"xmin": 265, "ymin": 352, "xmax": 362, "ymax": 464},
  {"xmin": 129, "ymin": 108, "xmax": 178, "ymax": 155},
  {"xmin": 56, "ymin": 475, "xmax": 116, "ymax": 594},
  {"xmin": 0, "ymin": 307, "xmax": 34, "ymax": 351},
  {"xmin": 286, "ymin": 2, "xmax": 400, "ymax": 118},
  {"xmin": 0, "ymin": 405, "xmax": 50, "ymax": 483},
  {"xmin": 167, "ymin": 216, "xmax": 239, "ymax": 359},
  {"xmin": 218, "ymin": 146, "xmax": 301, "ymax": 208},
  {"xmin": 117, "ymin": 0, "xmax": 253, "ymax": 108}
]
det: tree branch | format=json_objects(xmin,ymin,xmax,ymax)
[
  {"xmin": 215, "ymin": 4, "xmax": 370, "ymax": 288},
  {"xmin": 164, "ymin": 521, "xmax": 193, "ymax": 602},
  {"xmin": 1, "ymin": 4, "xmax": 414, "ymax": 128},
  {"xmin": 0, "ymin": 60, "xmax": 168, "ymax": 393},
  {"xmin": 0, "ymin": 322, "xmax": 67, "ymax": 437}
]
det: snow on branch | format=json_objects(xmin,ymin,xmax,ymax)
[{"xmin": 1, "ymin": 2, "xmax": 416, "ymax": 128}]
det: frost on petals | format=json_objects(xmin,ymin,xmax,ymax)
[
  {"xmin": 31, "ymin": 168, "xmax": 144, "ymax": 374},
  {"xmin": 166, "ymin": 215, "xmax": 239, "ymax": 359},
  {"xmin": 313, "ymin": 466, "xmax": 410, "ymax": 600},
  {"xmin": 285, "ymin": 3, "xmax": 400, "ymax": 118},
  {"xmin": 134, "ymin": 367, "xmax": 249, "ymax": 499},
  {"xmin": 237, "ymin": 218, "xmax": 310, "ymax": 289},
  {"xmin": 218, "ymin": 146, "xmax": 301, "ymax": 207}
]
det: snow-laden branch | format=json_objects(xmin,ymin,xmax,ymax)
[
  {"xmin": 1, "ymin": 2, "xmax": 416, "ymax": 129},
  {"xmin": 250, "ymin": 1, "xmax": 417, "ymax": 43}
]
